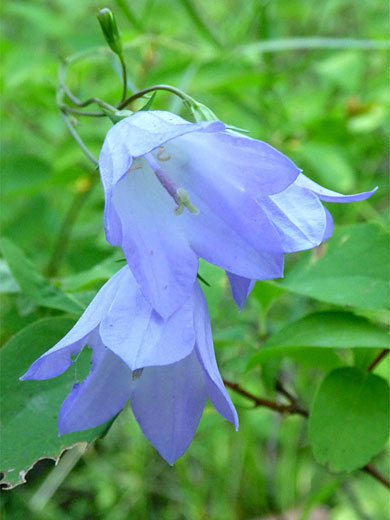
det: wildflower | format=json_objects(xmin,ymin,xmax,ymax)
[
  {"xmin": 99, "ymin": 110, "xmax": 376, "ymax": 315},
  {"xmin": 21, "ymin": 267, "xmax": 238, "ymax": 464}
]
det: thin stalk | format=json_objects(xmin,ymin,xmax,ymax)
[
  {"xmin": 368, "ymin": 349, "xmax": 390, "ymax": 371},
  {"xmin": 223, "ymin": 379, "xmax": 308, "ymax": 416},
  {"xmin": 118, "ymin": 54, "xmax": 128, "ymax": 105},
  {"xmin": 60, "ymin": 112, "xmax": 99, "ymax": 165},
  {"xmin": 363, "ymin": 464, "xmax": 390, "ymax": 489},
  {"xmin": 118, "ymin": 84, "xmax": 194, "ymax": 111},
  {"xmin": 61, "ymin": 106, "xmax": 105, "ymax": 117}
]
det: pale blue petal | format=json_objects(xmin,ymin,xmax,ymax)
[
  {"xmin": 99, "ymin": 111, "xmax": 224, "ymax": 244},
  {"xmin": 112, "ymin": 162, "xmax": 199, "ymax": 319},
  {"xmin": 262, "ymin": 184, "xmax": 327, "ymax": 252},
  {"xmin": 226, "ymin": 272, "xmax": 256, "ymax": 310},
  {"xmin": 295, "ymin": 174, "xmax": 377, "ymax": 202},
  {"xmin": 20, "ymin": 269, "xmax": 126, "ymax": 380},
  {"xmin": 131, "ymin": 350, "xmax": 207, "ymax": 465},
  {"xmin": 58, "ymin": 342, "xmax": 134, "ymax": 434},
  {"xmin": 154, "ymin": 139, "xmax": 286, "ymax": 279},
  {"xmin": 193, "ymin": 283, "xmax": 238, "ymax": 429},
  {"xmin": 172, "ymin": 131, "xmax": 300, "ymax": 196},
  {"xmin": 181, "ymin": 200, "xmax": 285, "ymax": 279},
  {"xmin": 100, "ymin": 268, "xmax": 195, "ymax": 370},
  {"xmin": 164, "ymin": 135, "xmax": 290, "ymax": 254},
  {"xmin": 322, "ymin": 207, "xmax": 334, "ymax": 242}
]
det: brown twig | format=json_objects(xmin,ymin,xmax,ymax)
[
  {"xmin": 224, "ymin": 378, "xmax": 389, "ymax": 490},
  {"xmin": 363, "ymin": 464, "xmax": 390, "ymax": 488},
  {"xmin": 275, "ymin": 379, "xmax": 309, "ymax": 417},
  {"xmin": 367, "ymin": 349, "xmax": 390, "ymax": 372},
  {"xmin": 223, "ymin": 379, "xmax": 308, "ymax": 417}
]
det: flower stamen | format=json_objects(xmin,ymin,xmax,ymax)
[
  {"xmin": 157, "ymin": 146, "xmax": 171, "ymax": 162},
  {"xmin": 145, "ymin": 153, "xmax": 198, "ymax": 215}
]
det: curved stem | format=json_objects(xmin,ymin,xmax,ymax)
[
  {"xmin": 60, "ymin": 112, "xmax": 99, "ymax": 165},
  {"xmin": 58, "ymin": 53, "xmax": 120, "ymax": 113},
  {"xmin": 117, "ymin": 84, "xmax": 195, "ymax": 111},
  {"xmin": 60, "ymin": 106, "xmax": 105, "ymax": 117}
]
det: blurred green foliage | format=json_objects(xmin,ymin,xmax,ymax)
[{"xmin": 1, "ymin": 0, "xmax": 389, "ymax": 518}]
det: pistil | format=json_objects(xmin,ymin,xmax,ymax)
[{"xmin": 145, "ymin": 152, "xmax": 198, "ymax": 215}]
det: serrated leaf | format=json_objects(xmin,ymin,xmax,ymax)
[
  {"xmin": 0, "ymin": 318, "xmax": 111, "ymax": 488},
  {"xmin": 308, "ymin": 367, "xmax": 390, "ymax": 472},
  {"xmin": 1, "ymin": 237, "xmax": 84, "ymax": 314},
  {"xmin": 279, "ymin": 223, "xmax": 390, "ymax": 311}
]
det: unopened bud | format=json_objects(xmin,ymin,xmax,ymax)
[
  {"xmin": 97, "ymin": 8, "xmax": 123, "ymax": 55},
  {"xmin": 190, "ymin": 101, "xmax": 219, "ymax": 123}
]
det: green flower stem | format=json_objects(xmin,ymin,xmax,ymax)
[
  {"xmin": 118, "ymin": 53, "xmax": 128, "ymax": 105},
  {"xmin": 60, "ymin": 106, "xmax": 105, "ymax": 117},
  {"xmin": 117, "ymin": 84, "xmax": 196, "ymax": 111},
  {"xmin": 57, "ymin": 50, "xmax": 122, "ymax": 114},
  {"xmin": 60, "ymin": 112, "xmax": 99, "ymax": 165}
]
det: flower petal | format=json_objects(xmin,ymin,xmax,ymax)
[
  {"xmin": 58, "ymin": 342, "xmax": 134, "ymax": 434},
  {"xmin": 262, "ymin": 184, "xmax": 327, "ymax": 252},
  {"xmin": 20, "ymin": 269, "xmax": 126, "ymax": 380},
  {"xmin": 172, "ymin": 131, "xmax": 300, "ymax": 196},
  {"xmin": 112, "ymin": 162, "xmax": 199, "ymax": 318},
  {"xmin": 295, "ymin": 174, "xmax": 378, "ymax": 202},
  {"xmin": 194, "ymin": 283, "xmax": 238, "ymax": 429},
  {"xmin": 100, "ymin": 268, "xmax": 195, "ymax": 370},
  {"xmin": 322, "ymin": 207, "xmax": 334, "ymax": 242},
  {"xmin": 152, "ymin": 138, "xmax": 286, "ymax": 278},
  {"xmin": 226, "ymin": 272, "xmax": 256, "ymax": 310},
  {"xmin": 131, "ymin": 350, "xmax": 207, "ymax": 465},
  {"xmin": 99, "ymin": 111, "xmax": 224, "ymax": 243}
]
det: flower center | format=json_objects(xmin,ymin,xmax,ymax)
[{"xmin": 144, "ymin": 152, "xmax": 198, "ymax": 215}]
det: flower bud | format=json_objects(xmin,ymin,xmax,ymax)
[
  {"xmin": 190, "ymin": 101, "xmax": 219, "ymax": 122},
  {"xmin": 97, "ymin": 8, "xmax": 123, "ymax": 56}
]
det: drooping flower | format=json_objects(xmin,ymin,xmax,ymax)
[
  {"xmin": 21, "ymin": 267, "xmax": 238, "ymax": 465},
  {"xmin": 99, "ymin": 110, "xmax": 376, "ymax": 316}
]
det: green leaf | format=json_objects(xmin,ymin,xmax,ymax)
[
  {"xmin": 0, "ymin": 318, "xmax": 112, "ymax": 489},
  {"xmin": 308, "ymin": 367, "xmax": 390, "ymax": 472},
  {"xmin": 248, "ymin": 311, "xmax": 389, "ymax": 370},
  {"xmin": 1, "ymin": 237, "xmax": 84, "ymax": 314},
  {"xmin": 279, "ymin": 223, "xmax": 390, "ymax": 311}
]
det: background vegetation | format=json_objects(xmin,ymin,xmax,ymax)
[{"xmin": 1, "ymin": 0, "xmax": 389, "ymax": 518}]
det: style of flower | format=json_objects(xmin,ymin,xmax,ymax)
[
  {"xmin": 21, "ymin": 267, "xmax": 238, "ymax": 465},
  {"xmin": 99, "ymin": 110, "xmax": 376, "ymax": 316}
]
